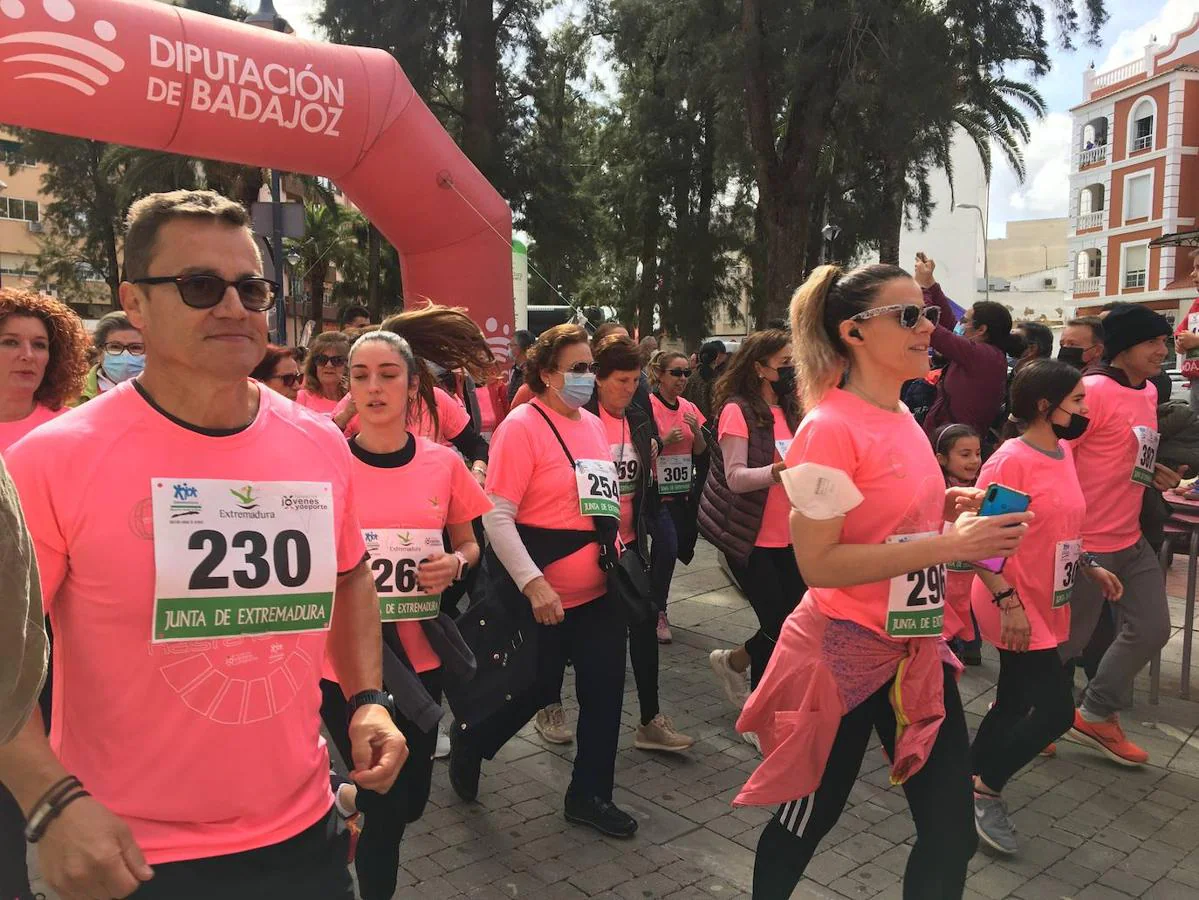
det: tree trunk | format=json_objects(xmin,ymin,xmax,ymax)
[
  {"xmin": 459, "ymin": 0, "xmax": 500, "ymax": 184},
  {"xmin": 367, "ymin": 224, "xmax": 381, "ymax": 322},
  {"xmin": 759, "ymin": 175, "xmax": 812, "ymax": 325},
  {"xmin": 308, "ymin": 264, "xmax": 327, "ymax": 329},
  {"xmin": 682, "ymin": 95, "xmax": 717, "ymax": 349},
  {"xmin": 636, "ymin": 194, "xmax": 661, "ymax": 340},
  {"xmin": 876, "ymin": 156, "xmax": 907, "ymax": 265}
]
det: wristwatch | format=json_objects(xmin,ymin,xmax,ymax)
[
  {"xmin": 453, "ymin": 550, "xmax": 471, "ymax": 582},
  {"xmin": 346, "ymin": 689, "xmax": 394, "ymax": 723}
]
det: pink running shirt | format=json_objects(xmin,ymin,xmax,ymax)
[
  {"xmin": 1070, "ymin": 374, "xmax": 1157, "ymax": 553},
  {"xmin": 0, "ymin": 403, "xmax": 67, "ymax": 455},
  {"xmin": 294, "ymin": 388, "xmax": 340, "ymax": 415},
  {"xmin": 718, "ymin": 402, "xmax": 792, "ymax": 548},
  {"xmin": 650, "ymin": 392, "xmax": 706, "ymax": 457},
  {"xmin": 599, "ymin": 405, "xmax": 639, "ymax": 545},
  {"xmin": 486, "ymin": 398, "xmax": 611, "ymax": 608},
  {"xmin": 349, "ymin": 436, "xmax": 491, "ymax": 672},
  {"xmin": 970, "ymin": 438, "xmax": 1085, "ymax": 650},
  {"xmin": 4, "ymin": 381, "xmax": 366, "ymax": 865},
  {"xmin": 784, "ymin": 388, "xmax": 947, "ymax": 638}
]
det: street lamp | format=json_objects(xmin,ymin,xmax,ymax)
[
  {"xmin": 958, "ymin": 203, "xmax": 989, "ymax": 301},
  {"xmin": 248, "ymin": 1, "xmax": 292, "ymax": 344},
  {"xmin": 0, "ymin": 178, "xmax": 7, "ymax": 288}
]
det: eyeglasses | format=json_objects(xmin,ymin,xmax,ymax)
[
  {"xmin": 103, "ymin": 341, "xmax": 145, "ymax": 356},
  {"xmin": 268, "ymin": 373, "xmax": 301, "ymax": 388},
  {"xmin": 665, "ymin": 368, "xmax": 691, "ymax": 378},
  {"xmin": 561, "ymin": 362, "xmax": 599, "ymax": 374},
  {"xmin": 131, "ymin": 275, "xmax": 277, "ymax": 312},
  {"xmin": 850, "ymin": 304, "xmax": 940, "ymax": 330},
  {"xmin": 314, "ymin": 354, "xmax": 347, "ymax": 368}
]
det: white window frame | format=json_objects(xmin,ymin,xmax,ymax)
[
  {"xmin": 1127, "ymin": 96, "xmax": 1156, "ymax": 154},
  {"xmin": 0, "ymin": 197, "xmax": 39, "ymax": 223},
  {"xmin": 1121, "ymin": 169, "xmax": 1154, "ymax": 224},
  {"xmin": 1120, "ymin": 240, "xmax": 1151, "ymax": 292}
]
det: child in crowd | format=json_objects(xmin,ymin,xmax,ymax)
[{"xmin": 935, "ymin": 424, "xmax": 984, "ymax": 663}]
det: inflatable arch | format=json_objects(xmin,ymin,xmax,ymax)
[{"xmin": 0, "ymin": 0, "xmax": 515, "ymax": 357}]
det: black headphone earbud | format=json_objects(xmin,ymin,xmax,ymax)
[{"xmin": 849, "ymin": 328, "xmax": 862, "ymax": 340}]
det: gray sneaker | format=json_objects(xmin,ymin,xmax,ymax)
[{"xmin": 974, "ymin": 793, "xmax": 1018, "ymax": 855}]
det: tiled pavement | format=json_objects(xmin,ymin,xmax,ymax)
[{"xmin": 29, "ymin": 542, "xmax": 1199, "ymax": 899}]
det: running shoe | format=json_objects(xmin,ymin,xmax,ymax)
[
  {"xmin": 564, "ymin": 792, "xmax": 638, "ymax": 838},
  {"xmin": 1040, "ymin": 743, "xmax": 1057, "ymax": 757},
  {"xmin": 742, "ymin": 730, "xmax": 762, "ymax": 753},
  {"xmin": 448, "ymin": 724, "xmax": 482, "ymax": 802},
  {"xmin": 434, "ymin": 726, "xmax": 451, "ymax": 760},
  {"xmin": 974, "ymin": 792, "xmax": 1018, "ymax": 855},
  {"xmin": 1067, "ymin": 709, "xmax": 1148, "ymax": 766},
  {"xmin": 656, "ymin": 611, "xmax": 673, "ymax": 644},
  {"xmin": 535, "ymin": 703, "xmax": 574, "ymax": 745},
  {"xmin": 709, "ymin": 648, "xmax": 750, "ymax": 708},
  {"xmin": 635, "ymin": 714, "xmax": 694, "ymax": 753}
]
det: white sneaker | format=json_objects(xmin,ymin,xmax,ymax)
[
  {"xmin": 535, "ymin": 703, "xmax": 575, "ymax": 744},
  {"xmin": 741, "ymin": 731, "xmax": 762, "ymax": 753},
  {"xmin": 709, "ymin": 649, "xmax": 750, "ymax": 709},
  {"xmin": 434, "ymin": 727, "xmax": 451, "ymax": 760}
]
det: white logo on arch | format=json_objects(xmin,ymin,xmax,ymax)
[{"xmin": 0, "ymin": 0, "xmax": 124, "ymax": 97}]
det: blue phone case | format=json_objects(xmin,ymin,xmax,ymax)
[{"xmin": 976, "ymin": 485, "xmax": 1031, "ymax": 572}]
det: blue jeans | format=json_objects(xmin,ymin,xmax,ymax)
[{"xmin": 649, "ymin": 504, "xmax": 680, "ymax": 614}]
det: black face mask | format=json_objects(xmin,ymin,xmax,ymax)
[
  {"xmin": 1051, "ymin": 412, "xmax": 1089, "ymax": 441},
  {"xmin": 772, "ymin": 365, "xmax": 797, "ymax": 399},
  {"xmin": 1057, "ymin": 346, "xmax": 1087, "ymax": 370}
]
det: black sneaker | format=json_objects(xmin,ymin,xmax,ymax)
[
  {"xmin": 564, "ymin": 792, "xmax": 638, "ymax": 838},
  {"xmin": 448, "ymin": 723, "xmax": 481, "ymax": 802}
]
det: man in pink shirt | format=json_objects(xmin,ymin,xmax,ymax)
[
  {"xmin": 0, "ymin": 190, "xmax": 407, "ymax": 899},
  {"xmin": 1062, "ymin": 304, "xmax": 1183, "ymax": 765}
]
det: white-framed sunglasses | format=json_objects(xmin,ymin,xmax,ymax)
[{"xmin": 850, "ymin": 304, "xmax": 940, "ymax": 330}]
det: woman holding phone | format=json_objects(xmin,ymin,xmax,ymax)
[{"xmin": 968, "ymin": 359, "xmax": 1121, "ymax": 856}]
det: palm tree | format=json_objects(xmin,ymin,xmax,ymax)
[{"xmin": 286, "ymin": 203, "xmax": 364, "ymax": 327}]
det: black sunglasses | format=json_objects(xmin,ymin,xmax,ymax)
[
  {"xmin": 850, "ymin": 304, "xmax": 941, "ymax": 330},
  {"xmin": 314, "ymin": 354, "xmax": 347, "ymax": 368},
  {"xmin": 270, "ymin": 373, "xmax": 301, "ymax": 387},
  {"xmin": 132, "ymin": 275, "xmax": 277, "ymax": 312},
  {"xmin": 562, "ymin": 362, "xmax": 599, "ymax": 374},
  {"xmin": 665, "ymin": 368, "xmax": 691, "ymax": 378}
]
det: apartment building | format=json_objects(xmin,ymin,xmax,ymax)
[
  {"xmin": 0, "ymin": 131, "xmax": 45, "ymax": 292},
  {"xmin": 1067, "ymin": 13, "xmax": 1199, "ymax": 325}
]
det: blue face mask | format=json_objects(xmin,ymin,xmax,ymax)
[
  {"xmin": 953, "ymin": 322, "xmax": 967, "ymax": 337},
  {"xmin": 102, "ymin": 351, "xmax": 145, "ymax": 384},
  {"xmin": 556, "ymin": 371, "xmax": 595, "ymax": 409}
]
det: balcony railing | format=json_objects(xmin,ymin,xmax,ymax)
[
  {"xmin": 1094, "ymin": 59, "xmax": 1146, "ymax": 89},
  {"xmin": 1074, "ymin": 276, "xmax": 1101, "ymax": 294},
  {"xmin": 1077, "ymin": 210, "xmax": 1105, "ymax": 231},
  {"xmin": 1124, "ymin": 269, "xmax": 1147, "ymax": 289},
  {"xmin": 1132, "ymin": 134, "xmax": 1152, "ymax": 152},
  {"xmin": 1079, "ymin": 145, "xmax": 1108, "ymax": 167}
]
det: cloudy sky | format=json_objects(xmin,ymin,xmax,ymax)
[{"xmin": 272, "ymin": 0, "xmax": 1197, "ymax": 238}]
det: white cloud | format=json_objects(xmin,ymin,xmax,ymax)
[
  {"xmin": 989, "ymin": 111, "xmax": 1074, "ymax": 233},
  {"xmin": 1099, "ymin": 0, "xmax": 1198, "ymax": 71}
]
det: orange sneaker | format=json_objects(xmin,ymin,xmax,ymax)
[
  {"xmin": 1068, "ymin": 709, "xmax": 1148, "ymax": 766},
  {"xmin": 1040, "ymin": 743, "xmax": 1057, "ymax": 757}
]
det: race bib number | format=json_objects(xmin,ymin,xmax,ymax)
[
  {"xmin": 151, "ymin": 479, "xmax": 337, "ymax": 642},
  {"xmin": 364, "ymin": 528, "xmax": 444, "ymax": 621},
  {"xmin": 1052, "ymin": 539, "xmax": 1083, "ymax": 608},
  {"xmin": 885, "ymin": 531, "xmax": 945, "ymax": 637},
  {"xmin": 775, "ymin": 439, "xmax": 793, "ymax": 460},
  {"xmin": 609, "ymin": 443, "xmax": 640, "ymax": 496},
  {"xmin": 575, "ymin": 459, "xmax": 620, "ymax": 518},
  {"xmin": 1189, "ymin": 313, "xmax": 1199, "ymax": 334},
  {"xmin": 656, "ymin": 454, "xmax": 692, "ymax": 495},
  {"xmin": 1131, "ymin": 426, "xmax": 1159, "ymax": 486}
]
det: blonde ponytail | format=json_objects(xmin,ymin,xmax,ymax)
[{"xmin": 790, "ymin": 265, "xmax": 844, "ymax": 411}]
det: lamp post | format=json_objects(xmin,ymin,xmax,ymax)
[
  {"xmin": 247, "ymin": 1, "xmax": 292, "ymax": 344},
  {"xmin": 958, "ymin": 203, "xmax": 989, "ymax": 301},
  {"xmin": 0, "ymin": 177, "xmax": 6, "ymax": 288}
]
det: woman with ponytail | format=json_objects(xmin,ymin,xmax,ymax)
[{"xmin": 735, "ymin": 264, "xmax": 1032, "ymax": 899}]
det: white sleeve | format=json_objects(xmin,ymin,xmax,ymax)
[
  {"xmin": 482, "ymin": 495, "xmax": 543, "ymax": 592},
  {"xmin": 780, "ymin": 463, "xmax": 864, "ymax": 520}
]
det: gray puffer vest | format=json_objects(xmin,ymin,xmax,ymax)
[{"xmin": 697, "ymin": 397, "xmax": 776, "ymax": 564}]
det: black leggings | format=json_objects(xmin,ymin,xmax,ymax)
[
  {"xmin": 0, "ymin": 783, "xmax": 32, "ymax": 900},
  {"xmin": 319, "ymin": 671, "xmax": 441, "ymax": 900},
  {"xmin": 752, "ymin": 665, "xmax": 976, "ymax": 900},
  {"xmin": 971, "ymin": 648, "xmax": 1074, "ymax": 792},
  {"xmin": 728, "ymin": 547, "xmax": 805, "ymax": 688}
]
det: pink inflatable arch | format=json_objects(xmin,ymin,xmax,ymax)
[{"xmin": 0, "ymin": 0, "xmax": 514, "ymax": 357}]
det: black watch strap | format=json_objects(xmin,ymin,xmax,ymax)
[{"xmin": 346, "ymin": 689, "xmax": 393, "ymax": 721}]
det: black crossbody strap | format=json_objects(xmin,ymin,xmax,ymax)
[{"xmin": 530, "ymin": 402, "xmax": 576, "ymax": 467}]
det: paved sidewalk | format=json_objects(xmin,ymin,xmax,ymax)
[{"xmin": 29, "ymin": 542, "xmax": 1199, "ymax": 898}]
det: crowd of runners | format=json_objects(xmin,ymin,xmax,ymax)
[{"xmin": 1, "ymin": 188, "xmax": 1197, "ymax": 899}]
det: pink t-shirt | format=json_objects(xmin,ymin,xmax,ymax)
[
  {"xmin": 650, "ymin": 392, "xmax": 706, "ymax": 457},
  {"xmin": 4, "ymin": 381, "xmax": 366, "ymax": 865},
  {"xmin": 970, "ymin": 439, "xmax": 1086, "ymax": 650},
  {"xmin": 0, "ymin": 403, "xmax": 67, "ymax": 455},
  {"xmin": 718, "ymin": 403, "xmax": 792, "ymax": 548},
  {"xmin": 1071, "ymin": 374, "xmax": 1157, "ymax": 553},
  {"xmin": 294, "ymin": 388, "xmax": 340, "ymax": 415},
  {"xmin": 334, "ymin": 386, "xmax": 470, "ymax": 445},
  {"xmin": 599, "ymin": 405, "xmax": 639, "ymax": 545},
  {"xmin": 486, "ymin": 398, "xmax": 610, "ymax": 608},
  {"xmin": 785, "ymin": 388, "xmax": 946, "ymax": 638},
  {"xmin": 349, "ymin": 436, "xmax": 492, "ymax": 672}
]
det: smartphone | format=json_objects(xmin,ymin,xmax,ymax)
[{"xmin": 974, "ymin": 484, "xmax": 1031, "ymax": 573}]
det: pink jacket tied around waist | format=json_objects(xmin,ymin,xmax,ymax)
[{"xmin": 734, "ymin": 601, "xmax": 961, "ymax": 807}]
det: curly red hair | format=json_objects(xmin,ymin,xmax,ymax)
[{"xmin": 0, "ymin": 288, "xmax": 90, "ymax": 409}]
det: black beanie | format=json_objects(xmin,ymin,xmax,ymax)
[{"xmin": 1101, "ymin": 304, "xmax": 1171, "ymax": 361}]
